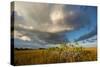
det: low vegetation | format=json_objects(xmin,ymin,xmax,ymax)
[{"xmin": 14, "ymin": 43, "xmax": 97, "ymax": 65}]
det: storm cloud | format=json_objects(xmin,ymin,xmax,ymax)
[
  {"xmin": 12, "ymin": 1, "xmax": 97, "ymax": 48},
  {"xmin": 13, "ymin": 2, "xmax": 92, "ymax": 33}
]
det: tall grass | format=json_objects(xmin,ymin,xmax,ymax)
[{"xmin": 14, "ymin": 43, "xmax": 97, "ymax": 65}]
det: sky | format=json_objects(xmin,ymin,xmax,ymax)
[{"xmin": 11, "ymin": 1, "xmax": 97, "ymax": 48}]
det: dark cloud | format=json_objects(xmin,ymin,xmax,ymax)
[
  {"xmin": 11, "ymin": 11, "xmax": 24, "ymax": 33},
  {"xmin": 75, "ymin": 26, "xmax": 97, "ymax": 41},
  {"xmin": 13, "ymin": 2, "xmax": 97, "ymax": 48},
  {"xmin": 64, "ymin": 12, "xmax": 90, "ymax": 30},
  {"xmin": 15, "ymin": 27, "xmax": 69, "ymax": 45}
]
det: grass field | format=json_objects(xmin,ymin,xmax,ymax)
[{"xmin": 14, "ymin": 46, "xmax": 97, "ymax": 65}]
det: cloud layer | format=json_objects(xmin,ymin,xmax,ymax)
[{"xmin": 12, "ymin": 2, "xmax": 97, "ymax": 48}]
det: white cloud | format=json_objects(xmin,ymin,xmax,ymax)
[
  {"xmin": 14, "ymin": 30, "xmax": 31, "ymax": 41},
  {"xmin": 50, "ymin": 5, "xmax": 64, "ymax": 25},
  {"xmin": 18, "ymin": 24, "xmax": 34, "ymax": 30},
  {"xmin": 20, "ymin": 36, "xmax": 31, "ymax": 41}
]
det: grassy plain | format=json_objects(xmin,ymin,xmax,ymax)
[{"xmin": 14, "ymin": 47, "xmax": 97, "ymax": 65}]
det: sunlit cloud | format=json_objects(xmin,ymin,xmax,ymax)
[
  {"xmin": 14, "ymin": 30, "xmax": 31, "ymax": 41},
  {"xmin": 18, "ymin": 24, "xmax": 34, "ymax": 30},
  {"xmin": 50, "ymin": 5, "xmax": 64, "ymax": 25},
  {"xmin": 20, "ymin": 36, "xmax": 31, "ymax": 41}
]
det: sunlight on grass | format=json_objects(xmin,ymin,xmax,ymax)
[{"xmin": 14, "ymin": 43, "xmax": 97, "ymax": 65}]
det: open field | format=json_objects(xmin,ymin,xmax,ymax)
[{"xmin": 14, "ymin": 47, "xmax": 97, "ymax": 65}]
